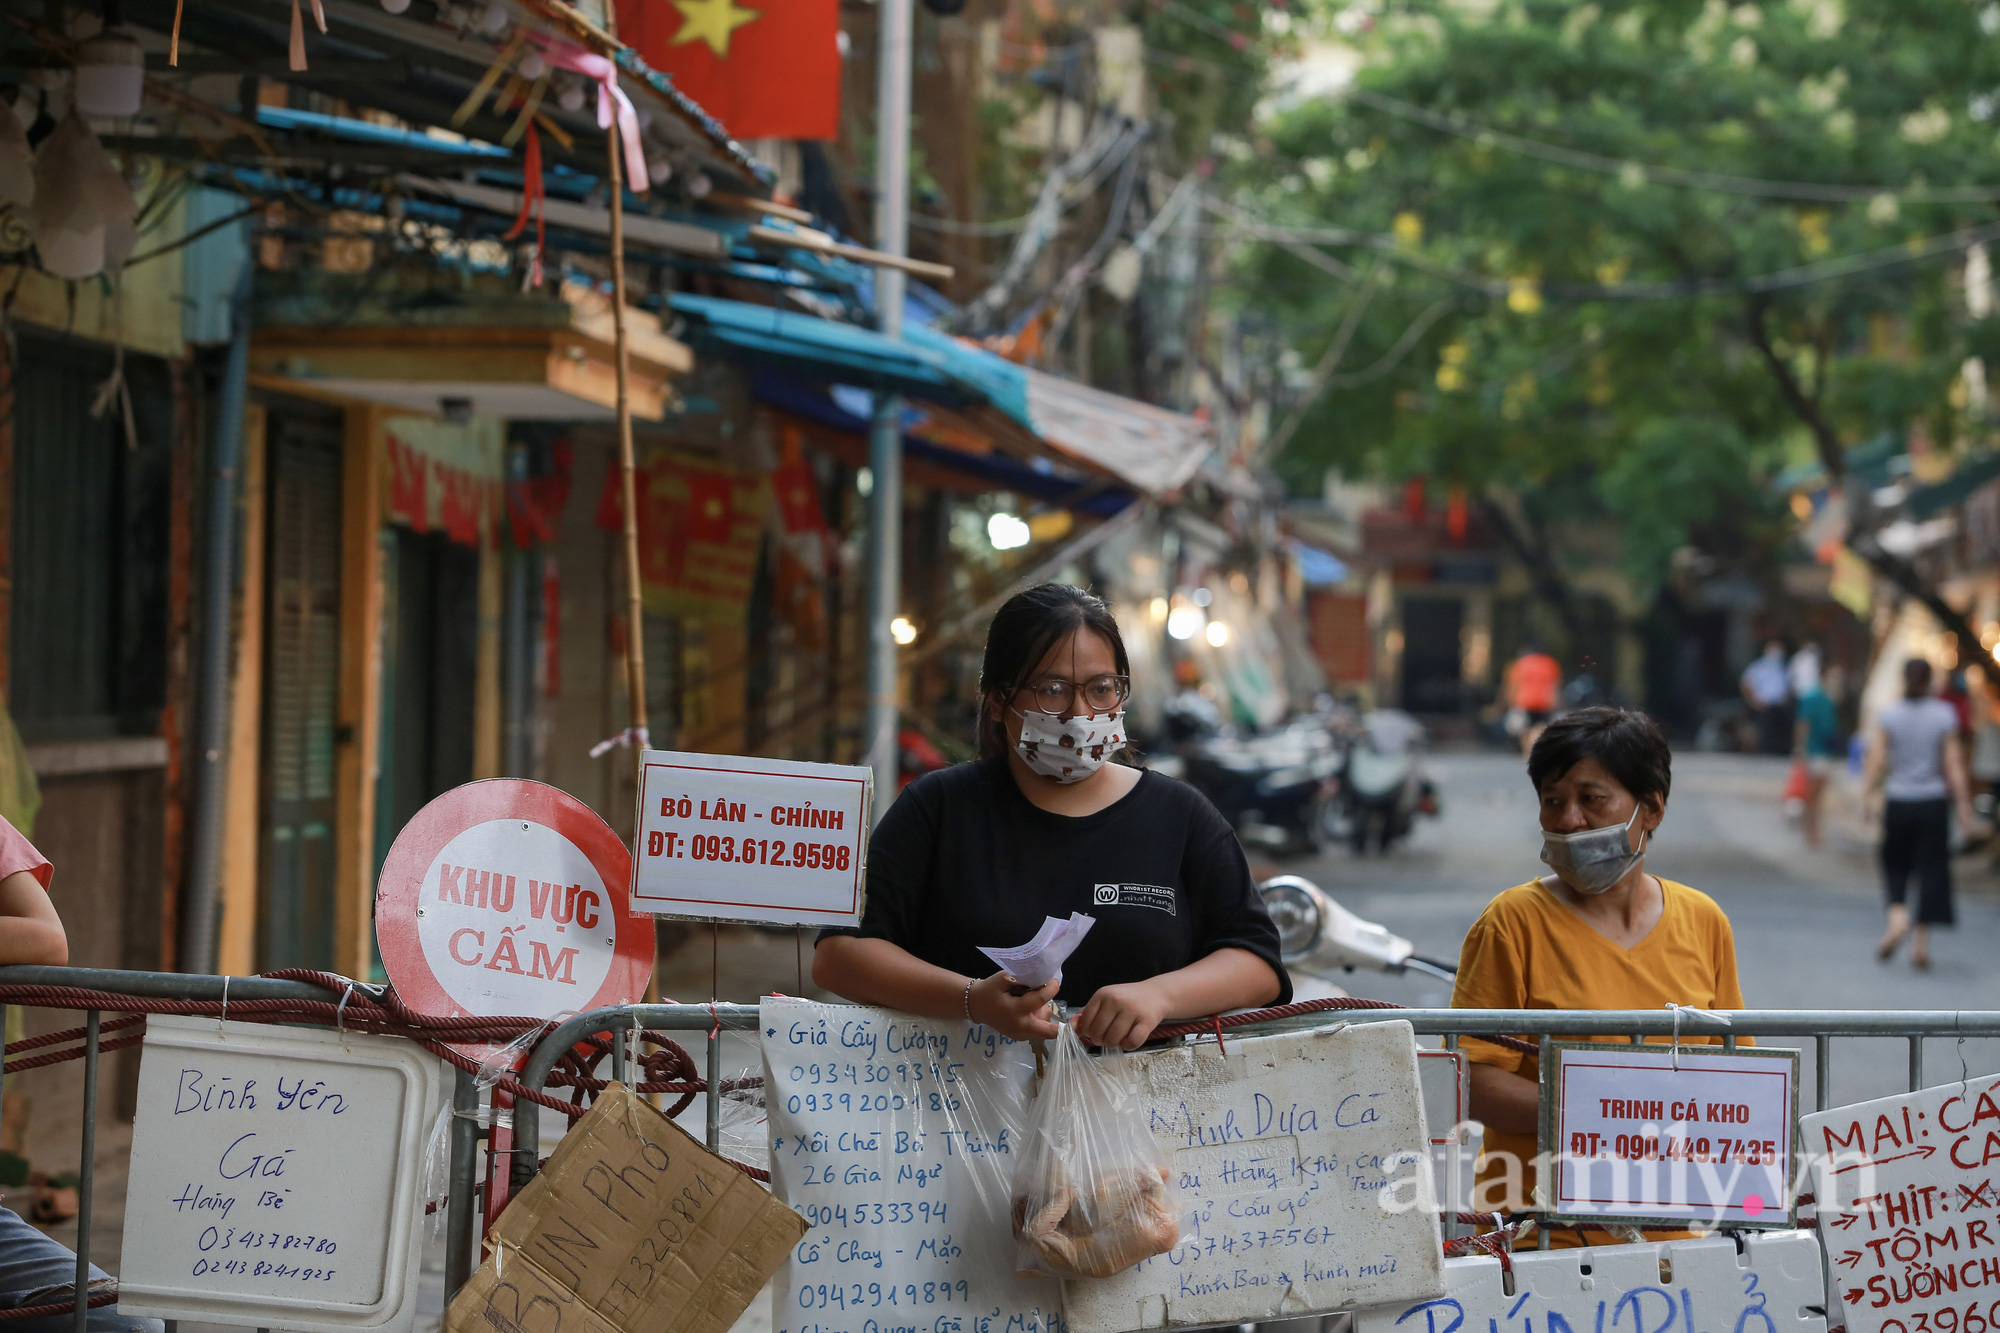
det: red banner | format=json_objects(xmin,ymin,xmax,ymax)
[{"xmin": 594, "ymin": 452, "xmax": 769, "ymax": 615}]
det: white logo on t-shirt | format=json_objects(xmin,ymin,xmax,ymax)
[{"xmin": 1092, "ymin": 883, "xmax": 1176, "ymax": 915}]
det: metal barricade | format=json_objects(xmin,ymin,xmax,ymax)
[{"xmin": 6, "ymin": 965, "xmax": 2000, "ymax": 1320}]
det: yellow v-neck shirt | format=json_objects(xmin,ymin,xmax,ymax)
[{"xmin": 1451, "ymin": 876, "xmax": 1749, "ymax": 1220}]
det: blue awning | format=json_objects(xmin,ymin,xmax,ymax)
[
  {"xmin": 669, "ymin": 293, "xmax": 1031, "ymax": 421},
  {"xmin": 672, "ymin": 293, "xmax": 1210, "ymax": 496}
]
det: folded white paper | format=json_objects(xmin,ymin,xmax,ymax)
[{"xmin": 978, "ymin": 912, "xmax": 1095, "ymax": 988}]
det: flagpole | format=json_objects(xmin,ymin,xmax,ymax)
[{"xmin": 864, "ymin": 0, "xmax": 912, "ymax": 820}]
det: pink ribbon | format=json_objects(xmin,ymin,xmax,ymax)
[{"xmin": 530, "ymin": 35, "xmax": 648, "ymax": 192}]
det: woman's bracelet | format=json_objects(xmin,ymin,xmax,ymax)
[{"xmin": 962, "ymin": 978, "xmax": 976, "ymax": 1023}]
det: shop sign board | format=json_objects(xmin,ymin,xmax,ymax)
[
  {"xmin": 763, "ymin": 1002, "xmax": 1443, "ymax": 1333},
  {"xmin": 1065, "ymin": 1021, "xmax": 1444, "ymax": 1332},
  {"xmin": 762, "ymin": 998, "xmax": 1062, "ymax": 1333},
  {"xmin": 1353, "ymin": 1231, "xmax": 1827, "ymax": 1333},
  {"xmin": 1802, "ymin": 1075, "xmax": 2000, "ymax": 1333},
  {"xmin": 375, "ymin": 779, "xmax": 654, "ymax": 1032},
  {"xmin": 117, "ymin": 1016, "xmax": 442, "ymax": 1332},
  {"xmin": 632, "ymin": 751, "xmax": 871, "ymax": 927},
  {"xmin": 1542, "ymin": 1043, "xmax": 1800, "ymax": 1229}
]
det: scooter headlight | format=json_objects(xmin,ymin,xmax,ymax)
[{"xmin": 1258, "ymin": 876, "xmax": 1326, "ymax": 961}]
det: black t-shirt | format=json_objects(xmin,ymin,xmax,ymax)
[{"xmin": 820, "ymin": 758, "xmax": 1292, "ymax": 1008}]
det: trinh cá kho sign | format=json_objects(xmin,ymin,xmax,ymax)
[
  {"xmin": 1802, "ymin": 1076, "xmax": 2000, "ymax": 1333},
  {"xmin": 1545, "ymin": 1045, "xmax": 1798, "ymax": 1228}
]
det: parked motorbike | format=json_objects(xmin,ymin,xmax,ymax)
[
  {"xmin": 1170, "ymin": 705, "xmax": 1347, "ymax": 856},
  {"xmin": 1337, "ymin": 709, "xmax": 1440, "ymax": 855}
]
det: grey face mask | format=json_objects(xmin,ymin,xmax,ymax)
[{"xmin": 1541, "ymin": 805, "xmax": 1645, "ymax": 895}]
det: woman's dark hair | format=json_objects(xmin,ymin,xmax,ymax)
[
  {"xmin": 1527, "ymin": 707, "xmax": 1673, "ymax": 804},
  {"xmin": 1904, "ymin": 658, "xmax": 1934, "ymax": 699},
  {"xmin": 976, "ymin": 583, "xmax": 1130, "ymax": 759}
]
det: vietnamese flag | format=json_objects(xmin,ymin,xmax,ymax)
[{"xmin": 616, "ymin": 0, "xmax": 840, "ymax": 142}]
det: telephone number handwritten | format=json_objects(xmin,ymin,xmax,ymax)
[
  {"xmin": 196, "ymin": 1227, "xmax": 337, "ymax": 1254},
  {"xmin": 799, "ymin": 1281, "xmax": 972, "ymax": 1311}
]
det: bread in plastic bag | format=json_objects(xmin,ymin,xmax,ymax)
[{"xmin": 1010, "ymin": 1022, "xmax": 1178, "ymax": 1279}]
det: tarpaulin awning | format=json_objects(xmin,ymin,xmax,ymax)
[
  {"xmin": 1905, "ymin": 451, "xmax": 2000, "ymax": 520},
  {"xmin": 1022, "ymin": 366, "xmax": 1214, "ymax": 494}
]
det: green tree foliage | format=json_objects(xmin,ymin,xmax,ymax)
[{"xmin": 1229, "ymin": 0, "xmax": 2000, "ymax": 636}]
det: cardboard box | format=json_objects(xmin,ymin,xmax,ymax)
[{"xmin": 447, "ymin": 1084, "xmax": 806, "ymax": 1333}]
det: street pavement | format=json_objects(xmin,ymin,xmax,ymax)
[{"xmin": 1261, "ymin": 748, "xmax": 2000, "ymax": 1109}]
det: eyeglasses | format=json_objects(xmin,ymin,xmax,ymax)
[{"xmin": 1016, "ymin": 674, "xmax": 1130, "ymax": 716}]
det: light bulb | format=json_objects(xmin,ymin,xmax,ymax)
[
  {"xmin": 1205, "ymin": 620, "xmax": 1230, "ymax": 647},
  {"xmin": 557, "ymin": 82, "xmax": 586, "ymax": 112},
  {"xmin": 380, "ymin": 0, "xmax": 412, "ymax": 14},
  {"xmin": 987, "ymin": 513, "xmax": 1030, "ymax": 550},
  {"xmin": 1166, "ymin": 606, "xmax": 1203, "ymax": 641},
  {"xmin": 1148, "ymin": 596, "xmax": 1168, "ymax": 623},
  {"xmin": 890, "ymin": 617, "xmax": 918, "ymax": 646},
  {"xmin": 73, "ymin": 31, "xmax": 144, "ymax": 118},
  {"xmin": 478, "ymin": 2, "xmax": 511, "ymax": 33},
  {"xmin": 519, "ymin": 51, "xmax": 546, "ymax": 79}
]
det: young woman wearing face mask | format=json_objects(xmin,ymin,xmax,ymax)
[
  {"xmin": 812, "ymin": 583, "xmax": 1290, "ymax": 1050},
  {"xmin": 1450, "ymin": 707, "xmax": 1748, "ymax": 1239}
]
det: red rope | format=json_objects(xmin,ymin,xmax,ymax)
[
  {"xmin": 1148, "ymin": 996, "xmax": 1540, "ymax": 1056},
  {"xmin": 0, "ymin": 975, "xmax": 775, "ymax": 1179},
  {"xmin": 0, "ymin": 1290, "xmax": 120, "ymax": 1323}
]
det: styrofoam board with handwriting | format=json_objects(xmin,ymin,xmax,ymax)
[
  {"xmin": 1801, "ymin": 1075, "xmax": 2000, "ymax": 1333},
  {"xmin": 1065, "ymin": 1020, "xmax": 1445, "ymax": 1333},
  {"xmin": 117, "ymin": 1015, "xmax": 443, "ymax": 1332},
  {"xmin": 1355, "ymin": 1231, "xmax": 1827, "ymax": 1333},
  {"xmin": 761, "ymin": 997, "xmax": 1064, "ymax": 1333}
]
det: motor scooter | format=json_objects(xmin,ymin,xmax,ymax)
[{"xmin": 1337, "ymin": 710, "xmax": 1440, "ymax": 854}]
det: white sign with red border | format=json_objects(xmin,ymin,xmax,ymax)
[
  {"xmin": 375, "ymin": 779, "xmax": 654, "ymax": 1023},
  {"xmin": 1543, "ymin": 1042, "xmax": 1800, "ymax": 1228},
  {"xmin": 631, "ymin": 749, "xmax": 871, "ymax": 926}
]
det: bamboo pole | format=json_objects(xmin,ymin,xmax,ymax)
[{"xmin": 607, "ymin": 129, "xmax": 648, "ymax": 794}]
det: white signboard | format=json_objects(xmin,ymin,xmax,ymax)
[
  {"xmin": 1544, "ymin": 1043, "xmax": 1799, "ymax": 1228},
  {"xmin": 1354, "ymin": 1231, "xmax": 1827, "ymax": 1333},
  {"xmin": 634, "ymin": 751, "xmax": 872, "ymax": 927},
  {"xmin": 761, "ymin": 998, "xmax": 1064, "ymax": 1333},
  {"xmin": 1065, "ymin": 1021, "xmax": 1445, "ymax": 1333},
  {"xmin": 117, "ymin": 1016, "xmax": 443, "ymax": 1332},
  {"xmin": 1802, "ymin": 1075, "xmax": 2000, "ymax": 1333}
]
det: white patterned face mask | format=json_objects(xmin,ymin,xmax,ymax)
[{"xmin": 1013, "ymin": 708, "xmax": 1126, "ymax": 783}]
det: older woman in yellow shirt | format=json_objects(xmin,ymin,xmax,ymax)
[{"xmin": 1452, "ymin": 707, "xmax": 1748, "ymax": 1237}]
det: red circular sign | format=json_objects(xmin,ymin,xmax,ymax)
[{"xmin": 376, "ymin": 779, "xmax": 652, "ymax": 1022}]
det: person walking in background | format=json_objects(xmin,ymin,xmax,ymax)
[
  {"xmin": 1789, "ymin": 641, "xmax": 1822, "ymax": 700},
  {"xmin": 1863, "ymin": 658, "xmax": 1975, "ymax": 970},
  {"xmin": 1503, "ymin": 642, "xmax": 1562, "ymax": 755},
  {"xmin": 1740, "ymin": 639, "xmax": 1792, "ymax": 755},
  {"xmin": 1793, "ymin": 673, "xmax": 1841, "ymax": 849}
]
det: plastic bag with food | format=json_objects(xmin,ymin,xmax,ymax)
[{"xmin": 1010, "ymin": 1022, "xmax": 1178, "ymax": 1279}]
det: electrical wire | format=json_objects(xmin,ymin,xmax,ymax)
[
  {"xmin": 1208, "ymin": 194, "xmax": 2000, "ymax": 300},
  {"xmin": 1341, "ymin": 86, "xmax": 2000, "ymax": 205},
  {"xmin": 1321, "ymin": 293, "xmax": 1458, "ymax": 389}
]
